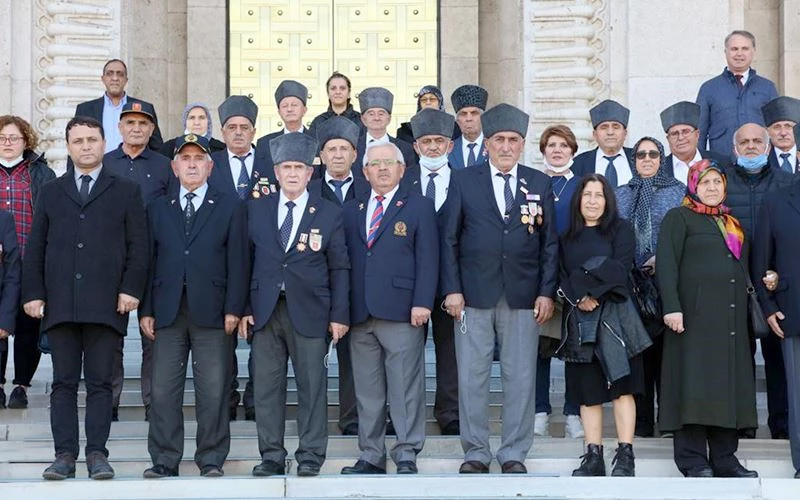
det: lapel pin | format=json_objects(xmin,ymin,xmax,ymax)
[
  {"xmin": 396, "ymin": 200, "xmax": 404, "ymax": 207},
  {"xmin": 520, "ymin": 177, "xmax": 528, "ymax": 185},
  {"xmin": 208, "ymin": 199, "xmax": 214, "ymax": 204},
  {"xmin": 359, "ymin": 203, "xmax": 365, "ymax": 210},
  {"xmin": 309, "ymin": 206, "xmax": 316, "ymax": 214}
]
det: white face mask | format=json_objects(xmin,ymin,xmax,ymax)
[
  {"xmin": 419, "ymin": 153, "xmax": 449, "ymax": 171},
  {"xmin": 0, "ymin": 156, "xmax": 23, "ymax": 168},
  {"xmin": 544, "ymin": 158, "xmax": 573, "ymax": 174}
]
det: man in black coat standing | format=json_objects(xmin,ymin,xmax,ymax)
[{"xmin": 23, "ymin": 116, "xmax": 148, "ymax": 480}]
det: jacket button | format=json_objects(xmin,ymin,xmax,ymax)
[
  {"xmin": 77, "ymin": 243, "xmax": 84, "ymax": 249},
  {"xmin": 366, "ymin": 251, "xmax": 372, "ymax": 257},
  {"xmin": 503, "ymin": 230, "xmax": 509, "ymax": 235},
  {"xmin": 75, "ymin": 273, "xmax": 82, "ymax": 279},
  {"xmin": 730, "ymin": 304, "xmax": 735, "ymax": 308},
  {"xmin": 730, "ymin": 331, "xmax": 736, "ymax": 336},
  {"xmin": 282, "ymin": 264, "xmax": 288, "ymax": 268},
  {"xmin": 184, "ymin": 250, "xmax": 189, "ymax": 255},
  {"xmin": 79, "ymin": 214, "xmax": 86, "ymax": 220},
  {"xmin": 730, "ymin": 279, "xmax": 736, "ymax": 283}
]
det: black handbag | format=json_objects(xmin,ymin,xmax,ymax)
[
  {"xmin": 629, "ymin": 266, "xmax": 662, "ymax": 322},
  {"xmin": 745, "ymin": 276, "xmax": 770, "ymax": 339}
]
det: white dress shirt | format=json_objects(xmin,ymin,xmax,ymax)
[
  {"xmin": 278, "ymin": 189, "xmax": 308, "ymax": 252},
  {"xmin": 283, "ymin": 126, "xmax": 306, "ymax": 135},
  {"xmin": 461, "ymin": 132, "xmax": 484, "ymax": 166},
  {"xmin": 365, "ymin": 185, "xmax": 399, "ymax": 237},
  {"xmin": 324, "ymin": 171, "xmax": 353, "ymax": 200},
  {"xmin": 671, "ymin": 149, "xmax": 702, "ymax": 185},
  {"xmin": 774, "ymin": 145, "xmax": 798, "ymax": 171},
  {"xmin": 593, "ymin": 149, "xmax": 632, "ymax": 186},
  {"xmin": 419, "ymin": 164, "xmax": 451, "ymax": 211},
  {"xmin": 227, "ymin": 147, "xmax": 255, "ymax": 191},
  {"xmin": 74, "ymin": 165, "xmax": 102, "ymax": 194},
  {"xmin": 179, "ymin": 182, "xmax": 208, "ymax": 210},
  {"xmin": 489, "ymin": 161, "xmax": 518, "ymax": 217},
  {"xmin": 366, "ymin": 132, "xmax": 390, "ymax": 145}
]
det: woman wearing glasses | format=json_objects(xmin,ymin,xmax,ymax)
[
  {"xmin": 0, "ymin": 115, "xmax": 54, "ymax": 409},
  {"xmin": 615, "ymin": 137, "xmax": 684, "ymax": 438}
]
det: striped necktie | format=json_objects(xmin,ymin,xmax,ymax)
[{"xmin": 367, "ymin": 195, "xmax": 384, "ymax": 248}]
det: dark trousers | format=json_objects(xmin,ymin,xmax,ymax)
[
  {"xmin": 147, "ymin": 298, "xmax": 232, "ymax": 469},
  {"xmin": 336, "ymin": 332, "xmax": 358, "ymax": 431},
  {"xmin": 673, "ymin": 424, "xmax": 740, "ymax": 473},
  {"xmin": 761, "ymin": 335, "xmax": 789, "ymax": 437},
  {"xmin": 635, "ymin": 330, "xmax": 663, "ymax": 436},
  {"xmin": 48, "ymin": 322, "xmax": 118, "ymax": 458},
  {"xmin": 430, "ymin": 297, "xmax": 458, "ymax": 429},
  {"xmin": 140, "ymin": 333, "xmax": 153, "ymax": 407},
  {"xmin": 111, "ymin": 335, "xmax": 124, "ymax": 408},
  {"xmin": 229, "ymin": 338, "xmax": 242, "ymax": 412},
  {"xmin": 0, "ymin": 307, "xmax": 42, "ymax": 386},
  {"xmin": 535, "ymin": 354, "xmax": 579, "ymax": 415}
]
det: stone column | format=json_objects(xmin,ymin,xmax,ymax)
[
  {"xmin": 186, "ymin": 0, "xmax": 227, "ymax": 136},
  {"xmin": 440, "ymin": 0, "xmax": 480, "ymax": 110},
  {"xmin": 478, "ymin": 0, "xmax": 524, "ymax": 108},
  {"xmin": 779, "ymin": 0, "xmax": 800, "ymax": 95}
]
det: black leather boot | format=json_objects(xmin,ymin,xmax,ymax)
[
  {"xmin": 611, "ymin": 442, "xmax": 635, "ymax": 477},
  {"xmin": 572, "ymin": 444, "xmax": 605, "ymax": 476}
]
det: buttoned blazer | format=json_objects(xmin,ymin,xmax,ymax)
[
  {"xmin": 22, "ymin": 170, "xmax": 148, "ymax": 334},
  {"xmin": 209, "ymin": 148, "xmax": 272, "ymax": 200},
  {"xmin": 438, "ymin": 161, "xmax": 559, "ymax": 309},
  {"xmin": 139, "ymin": 187, "xmax": 248, "ymax": 330},
  {"xmin": 342, "ymin": 186, "xmax": 438, "ymax": 325},
  {"xmin": 247, "ymin": 191, "xmax": 350, "ymax": 337}
]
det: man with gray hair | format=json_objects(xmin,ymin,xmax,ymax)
[
  {"xmin": 697, "ymin": 30, "xmax": 778, "ymax": 155},
  {"xmin": 762, "ymin": 96, "xmax": 800, "ymax": 174}
]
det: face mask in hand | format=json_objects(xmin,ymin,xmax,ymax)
[{"xmin": 419, "ymin": 154, "xmax": 449, "ymax": 171}]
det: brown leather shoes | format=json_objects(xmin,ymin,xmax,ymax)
[
  {"xmin": 459, "ymin": 460, "xmax": 489, "ymax": 473},
  {"xmin": 501, "ymin": 460, "xmax": 527, "ymax": 474}
]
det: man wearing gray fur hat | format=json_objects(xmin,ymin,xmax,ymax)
[
  {"xmin": 762, "ymin": 96, "xmax": 800, "ymax": 174},
  {"xmin": 241, "ymin": 132, "xmax": 350, "ymax": 477},
  {"xmin": 439, "ymin": 103, "xmax": 558, "ymax": 474},
  {"xmin": 572, "ymin": 100, "xmax": 634, "ymax": 186},
  {"xmin": 353, "ymin": 87, "xmax": 418, "ymax": 177},
  {"xmin": 660, "ymin": 101, "xmax": 730, "ymax": 183},
  {"xmin": 449, "ymin": 84, "xmax": 489, "ymax": 169},
  {"xmin": 255, "ymin": 80, "xmax": 319, "ymax": 176}
]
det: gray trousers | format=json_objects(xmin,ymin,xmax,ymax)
[
  {"xmin": 783, "ymin": 335, "xmax": 800, "ymax": 471},
  {"xmin": 147, "ymin": 299, "xmax": 232, "ymax": 469},
  {"xmin": 350, "ymin": 317, "xmax": 426, "ymax": 467},
  {"xmin": 455, "ymin": 295, "xmax": 539, "ymax": 465},
  {"xmin": 251, "ymin": 299, "xmax": 328, "ymax": 466}
]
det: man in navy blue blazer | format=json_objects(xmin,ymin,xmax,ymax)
[
  {"xmin": 762, "ymin": 96, "xmax": 800, "ymax": 174},
  {"xmin": 138, "ymin": 134, "xmax": 247, "ymax": 479},
  {"xmin": 448, "ymin": 85, "xmax": 488, "ymax": 170},
  {"xmin": 340, "ymin": 141, "xmax": 438, "ymax": 475},
  {"xmin": 571, "ymin": 100, "xmax": 634, "ymax": 186},
  {"xmin": 240, "ymin": 133, "xmax": 350, "ymax": 478},
  {"xmin": 439, "ymin": 103, "xmax": 559, "ymax": 474}
]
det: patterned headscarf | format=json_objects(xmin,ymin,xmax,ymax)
[
  {"xmin": 626, "ymin": 137, "xmax": 683, "ymax": 256},
  {"xmin": 416, "ymin": 85, "xmax": 445, "ymax": 111},
  {"xmin": 182, "ymin": 102, "xmax": 213, "ymax": 139},
  {"xmin": 682, "ymin": 159, "xmax": 744, "ymax": 260}
]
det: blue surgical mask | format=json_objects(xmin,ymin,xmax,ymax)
[
  {"xmin": 419, "ymin": 153, "xmax": 449, "ymax": 171},
  {"xmin": 736, "ymin": 153, "xmax": 768, "ymax": 171}
]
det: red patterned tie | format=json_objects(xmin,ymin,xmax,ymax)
[{"xmin": 367, "ymin": 195, "xmax": 384, "ymax": 248}]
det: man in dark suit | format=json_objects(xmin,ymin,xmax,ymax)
[
  {"xmin": 340, "ymin": 141, "xmax": 438, "ymax": 475},
  {"xmin": 103, "ymin": 100, "xmax": 176, "ymax": 421},
  {"xmin": 660, "ymin": 101, "xmax": 731, "ymax": 184},
  {"xmin": 255, "ymin": 80, "xmax": 318, "ymax": 177},
  {"xmin": 439, "ymin": 103, "xmax": 559, "ymax": 474},
  {"xmin": 571, "ymin": 100, "xmax": 634, "ymax": 186},
  {"xmin": 448, "ymin": 85, "xmax": 489, "ymax": 170},
  {"xmin": 400, "ymin": 108, "xmax": 459, "ymax": 435},
  {"xmin": 74, "ymin": 59, "xmax": 163, "ymax": 153},
  {"xmin": 753, "ymin": 179, "xmax": 800, "ymax": 479},
  {"xmin": 308, "ymin": 116, "xmax": 369, "ymax": 436},
  {"xmin": 762, "ymin": 96, "xmax": 800, "ymax": 174},
  {"xmin": 138, "ymin": 134, "xmax": 247, "ymax": 479},
  {"xmin": 353, "ymin": 87, "xmax": 418, "ymax": 177},
  {"xmin": 240, "ymin": 133, "xmax": 349, "ymax": 477},
  {"xmin": 23, "ymin": 116, "xmax": 148, "ymax": 480}
]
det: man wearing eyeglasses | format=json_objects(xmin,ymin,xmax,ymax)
[
  {"xmin": 660, "ymin": 101, "xmax": 730, "ymax": 184},
  {"xmin": 340, "ymin": 142, "xmax": 438, "ymax": 475}
]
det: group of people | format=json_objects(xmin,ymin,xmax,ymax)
[{"xmin": 1, "ymin": 28, "xmax": 799, "ymax": 482}]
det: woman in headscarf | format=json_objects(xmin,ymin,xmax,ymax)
[
  {"xmin": 395, "ymin": 85, "xmax": 447, "ymax": 144},
  {"xmin": 656, "ymin": 160, "xmax": 758, "ymax": 478},
  {"xmin": 160, "ymin": 103, "xmax": 225, "ymax": 157},
  {"xmin": 615, "ymin": 137, "xmax": 684, "ymax": 438},
  {"xmin": 308, "ymin": 72, "xmax": 362, "ymax": 136}
]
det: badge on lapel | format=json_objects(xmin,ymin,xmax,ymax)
[
  {"xmin": 309, "ymin": 229, "xmax": 322, "ymax": 251},
  {"xmin": 394, "ymin": 221, "xmax": 407, "ymax": 237},
  {"xmin": 252, "ymin": 174, "xmax": 274, "ymax": 199}
]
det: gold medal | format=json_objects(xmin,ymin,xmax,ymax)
[
  {"xmin": 296, "ymin": 242, "xmax": 307, "ymax": 252},
  {"xmin": 536, "ymin": 214, "xmax": 543, "ymax": 226},
  {"xmin": 521, "ymin": 215, "xmax": 530, "ymax": 225},
  {"xmin": 528, "ymin": 225, "xmax": 535, "ymax": 234},
  {"xmin": 252, "ymin": 191, "xmax": 260, "ymax": 198}
]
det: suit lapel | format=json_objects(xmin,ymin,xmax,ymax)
[
  {"xmin": 370, "ymin": 187, "xmax": 408, "ymax": 245},
  {"xmin": 214, "ymin": 154, "xmax": 236, "ymax": 193},
  {"xmin": 479, "ymin": 165, "xmax": 505, "ymax": 223},
  {"xmin": 59, "ymin": 174, "xmax": 84, "ymax": 207},
  {"xmin": 84, "ymin": 169, "xmax": 113, "ymax": 206},
  {"xmin": 788, "ymin": 188, "xmax": 800, "ymax": 217},
  {"xmin": 187, "ymin": 189, "xmax": 219, "ymax": 244}
]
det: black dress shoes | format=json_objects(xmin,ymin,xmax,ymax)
[
  {"xmin": 501, "ymin": 460, "xmax": 527, "ymax": 474},
  {"xmin": 794, "ymin": 469, "xmax": 800, "ymax": 479},
  {"xmin": 441, "ymin": 421, "xmax": 460, "ymax": 436},
  {"xmin": 200, "ymin": 465, "xmax": 224, "ymax": 477},
  {"xmin": 396, "ymin": 461, "xmax": 418, "ymax": 474},
  {"xmin": 42, "ymin": 453, "xmax": 76, "ymax": 480},
  {"xmin": 713, "ymin": 463, "xmax": 758, "ymax": 478},
  {"xmin": 252, "ymin": 460, "xmax": 285, "ymax": 476},
  {"xmin": 683, "ymin": 465, "xmax": 714, "ymax": 478},
  {"xmin": 459, "ymin": 460, "xmax": 490, "ymax": 473},
  {"xmin": 143, "ymin": 464, "xmax": 179, "ymax": 478},
  {"xmin": 111, "ymin": 406, "xmax": 119, "ymax": 422},
  {"xmin": 341, "ymin": 423, "xmax": 359, "ymax": 436},
  {"xmin": 296, "ymin": 461, "xmax": 321, "ymax": 477},
  {"xmin": 244, "ymin": 407, "xmax": 256, "ymax": 421},
  {"xmin": 86, "ymin": 451, "xmax": 115, "ymax": 480},
  {"xmin": 341, "ymin": 460, "xmax": 386, "ymax": 475}
]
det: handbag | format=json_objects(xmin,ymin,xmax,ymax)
[
  {"xmin": 738, "ymin": 261, "xmax": 770, "ymax": 339},
  {"xmin": 629, "ymin": 266, "xmax": 662, "ymax": 322}
]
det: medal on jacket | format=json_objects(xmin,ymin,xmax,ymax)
[
  {"xmin": 297, "ymin": 233, "xmax": 308, "ymax": 252},
  {"xmin": 309, "ymin": 229, "xmax": 322, "ymax": 252}
]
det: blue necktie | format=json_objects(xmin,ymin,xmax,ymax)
[
  {"xmin": 79, "ymin": 174, "xmax": 92, "ymax": 203},
  {"xmin": 280, "ymin": 201, "xmax": 295, "ymax": 250},
  {"xmin": 328, "ymin": 178, "xmax": 350, "ymax": 204},
  {"xmin": 183, "ymin": 193, "xmax": 196, "ymax": 236},
  {"xmin": 603, "ymin": 154, "xmax": 620, "ymax": 187},
  {"xmin": 425, "ymin": 172, "xmax": 438, "ymax": 202},
  {"xmin": 235, "ymin": 154, "xmax": 251, "ymax": 200},
  {"xmin": 496, "ymin": 172, "xmax": 513, "ymax": 223},
  {"xmin": 467, "ymin": 143, "xmax": 477, "ymax": 167},
  {"xmin": 780, "ymin": 153, "xmax": 794, "ymax": 173}
]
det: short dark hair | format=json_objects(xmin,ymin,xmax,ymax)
[
  {"xmin": 564, "ymin": 173, "xmax": 620, "ymax": 241},
  {"xmin": 102, "ymin": 59, "xmax": 128, "ymax": 76},
  {"xmin": 725, "ymin": 30, "xmax": 756, "ymax": 49},
  {"xmin": 66, "ymin": 116, "xmax": 104, "ymax": 142}
]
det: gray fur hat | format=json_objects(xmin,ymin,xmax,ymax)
[
  {"xmin": 480, "ymin": 103, "xmax": 529, "ymax": 138},
  {"xmin": 269, "ymin": 133, "xmax": 318, "ymax": 166},
  {"xmin": 316, "ymin": 116, "xmax": 360, "ymax": 149},
  {"xmin": 660, "ymin": 101, "xmax": 700, "ymax": 132},
  {"xmin": 589, "ymin": 99, "xmax": 629, "ymax": 128},
  {"xmin": 218, "ymin": 95, "xmax": 258, "ymax": 126},
  {"xmin": 451, "ymin": 85, "xmax": 488, "ymax": 112},
  {"xmin": 274, "ymin": 80, "xmax": 308, "ymax": 107},
  {"xmin": 761, "ymin": 96, "xmax": 800, "ymax": 127},
  {"xmin": 358, "ymin": 87, "xmax": 394, "ymax": 113},
  {"xmin": 410, "ymin": 108, "xmax": 455, "ymax": 140}
]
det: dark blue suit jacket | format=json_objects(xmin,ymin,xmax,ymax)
[
  {"xmin": 140, "ymin": 187, "xmax": 247, "ymax": 329},
  {"xmin": 439, "ymin": 162, "xmax": 559, "ymax": 309},
  {"xmin": 74, "ymin": 95, "xmax": 163, "ymax": 152},
  {"xmin": 448, "ymin": 136, "xmax": 487, "ymax": 170},
  {"xmin": 399, "ymin": 164, "xmax": 453, "ymax": 214},
  {"xmin": 0, "ymin": 211, "xmax": 20, "ymax": 334},
  {"xmin": 571, "ymin": 147, "xmax": 634, "ymax": 180},
  {"xmin": 210, "ymin": 148, "xmax": 273, "ymax": 200},
  {"xmin": 353, "ymin": 133, "xmax": 419, "ymax": 179},
  {"xmin": 753, "ymin": 182, "xmax": 800, "ymax": 337},
  {"xmin": 247, "ymin": 191, "xmax": 350, "ymax": 337},
  {"xmin": 767, "ymin": 148, "xmax": 799, "ymax": 174},
  {"xmin": 103, "ymin": 146, "xmax": 177, "ymax": 206},
  {"xmin": 343, "ymin": 186, "xmax": 438, "ymax": 324},
  {"xmin": 308, "ymin": 171, "xmax": 371, "ymax": 207}
]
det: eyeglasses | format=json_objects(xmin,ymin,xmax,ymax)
[
  {"xmin": 0, "ymin": 135, "xmax": 22, "ymax": 145},
  {"xmin": 668, "ymin": 128, "xmax": 695, "ymax": 139},
  {"xmin": 366, "ymin": 159, "xmax": 399, "ymax": 168},
  {"xmin": 635, "ymin": 150, "xmax": 660, "ymax": 160}
]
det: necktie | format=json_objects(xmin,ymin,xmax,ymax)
[
  {"xmin": 184, "ymin": 192, "xmax": 196, "ymax": 236},
  {"xmin": 329, "ymin": 178, "xmax": 350, "ymax": 204},
  {"xmin": 467, "ymin": 143, "xmax": 477, "ymax": 167},
  {"xmin": 280, "ymin": 201, "xmax": 295, "ymax": 250},
  {"xmin": 79, "ymin": 174, "xmax": 92, "ymax": 203},
  {"xmin": 496, "ymin": 172, "xmax": 513, "ymax": 222},
  {"xmin": 780, "ymin": 153, "xmax": 793, "ymax": 173},
  {"xmin": 367, "ymin": 195, "xmax": 384, "ymax": 248},
  {"xmin": 735, "ymin": 74, "xmax": 744, "ymax": 89},
  {"xmin": 235, "ymin": 154, "xmax": 251, "ymax": 200},
  {"xmin": 603, "ymin": 154, "xmax": 620, "ymax": 187},
  {"xmin": 425, "ymin": 172, "xmax": 438, "ymax": 202}
]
